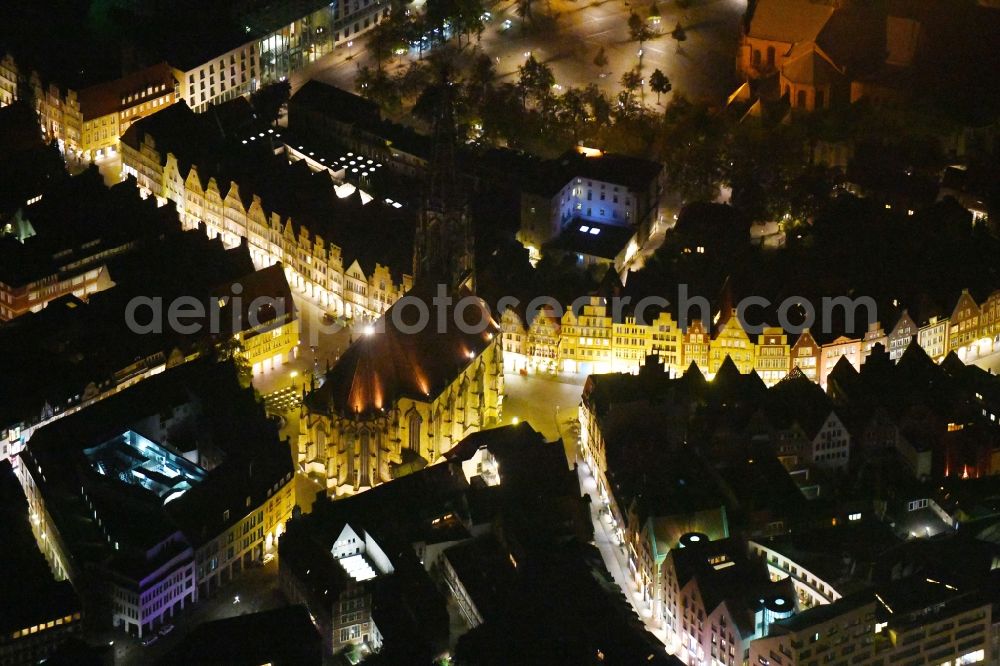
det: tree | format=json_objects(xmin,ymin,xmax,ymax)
[
  {"xmin": 617, "ymin": 67, "xmax": 644, "ymax": 118},
  {"xmin": 407, "ymin": 14, "xmax": 431, "ymax": 59},
  {"xmin": 355, "ymin": 65, "xmax": 401, "ymax": 112},
  {"xmin": 397, "ymin": 61, "xmax": 433, "ymax": 100},
  {"xmin": 454, "ymin": 0, "xmax": 486, "ymax": 46},
  {"xmin": 426, "ymin": 0, "xmax": 460, "ymax": 40},
  {"xmin": 620, "ymin": 67, "xmax": 642, "ymax": 99},
  {"xmin": 649, "ymin": 68, "xmax": 671, "ymax": 103},
  {"xmin": 368, "ymin": 19, "xmax": 395, "ymax": 72},
  {"xmin": 557, "ymin": 87, "xmax": 589, "ymax": 140},
  {"xmin": 582, "ymin": 84, "xmax": 612, "ymax": 125},
  {"xmin": 516, "ymin": 0, "xmax": 534, "ymax": 25},
  {"xmin": 480, "ymin": 82, "xmax": 526, "ymax": 143},
  {"xmin": 469, "ymin": 51, "xmax": 497, "ymax": 98},
  {"xmin": 249, "ymin": 80, "xmax": 291, "ymax": 125},
  {"xmin": 672, "ymin": 22, "xmax": 687, "ymax": 41},
  {"xmin": 655, "ymin": 96, "xmax": 727, "ymax": 203},
  {"xmin": 628, "ymin": 11, "xmax": 654, "ymax": 45},
  {"xmin": 215, "ymin": 338, "xmax": 252, "ymax": 388},
  {"xmin": 593, "ymin": 46, "xmax": 609, "ymax": 70},
  {"xmin": 518, "ymin": 54, "xmax": 555, "ymax": 109}
]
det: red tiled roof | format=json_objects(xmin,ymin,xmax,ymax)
[
  {"xmin": 781, "ymin": 46, "xmax": 842, "ymax": 85},
  {"xmin": 77, "ymin": 62, "xmax": 175, "ymax": 121},
  {"xmin": 748, "ymin": 0, "xmax": 835, "ymax": 43}
]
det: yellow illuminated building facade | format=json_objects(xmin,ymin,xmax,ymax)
[
  {"xmin": 613, "ymin": 316, "xmax": 650, "ymax": 372},
  {"xmin": 710, "ymin": 310, "xmax": 755, "ymax": 375},
  {"xmin": 240, "ymin": 314, "xmax": 300, "ymax": 377},
  {"xmin": 120, "ymin": 134, "xmax": 411, "ymax": 321},
  {"xmin": 500, "ymin": 287, "xmax": 1000, "ymax": 386},
  {"xmin": 304, "ymin": 296, "xmax": 504, "ymax": 496},
  {"xmin": 648, "ymin": 312, "xmax": 683, "ymax": 369},
  {"xmin": 560, "ymin": 297, "xmax": 613, "ymax": 375},
  {"xmin": 0, "ymin": 56, "xmax": 177, "ymax": 159},
  {"xmin": 754, "ymin": 327, "xmax": 791, "ymax": 386}
]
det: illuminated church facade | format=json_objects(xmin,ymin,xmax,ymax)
[{"xmin": 302, "ymin": 73, "xmax": 503, "ymax": 495}]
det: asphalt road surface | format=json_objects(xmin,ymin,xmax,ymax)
[{"xmin": 296, "ymin": 0, "xmax": 746, "ymax": 108}]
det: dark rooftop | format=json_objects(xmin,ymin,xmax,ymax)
[
  {"xmin": 0, "ymin": 231, "xmax": 259, "ymax": 431},
  {"xmin": 121, "ymin": 101, "xmax": 415, "ymax": 277},
  {"xmin": 306, "ymin": 283, "xmax": 498, "ymax": 418},
  {"xmin": 443, "ymin": 535, "xmax": 516, "ymax": 624},
  {"xmin": 0, "ymin": 460, "xmax": 81, "ymax": 635},
  {"xmin": 455, "ymin": 541, "xmax": 676, "ymax": 665},
  {"xmin": 0, "ymin": 167, "xmax": 178, "ymax": 287},
  {"xmin": 547, "ymin": 218, "xmax": 636, "ymax": 261},
  {"xmin": 156, "ymin": 605, "xmax": 323, "ymax": 666}
]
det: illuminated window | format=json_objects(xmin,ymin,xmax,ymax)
[{"xmin": 957, "ymin": 650, "xmax": 984, "ymax": 666}]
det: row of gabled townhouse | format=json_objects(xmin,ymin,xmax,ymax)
[
  {"xmin": 501, "ymin": 289, "xmax": 1000, "ymax": 387},
  {"xmin": 0, "ymin": 54, "xmax": 177, "ymax": 160},
  {"xmin": 578, "ymin": 362, "xmax": 849, "ymax": 623},
  {"xmin": 120, "ymin": 134, "xmax": 411, "ymax": 321}
]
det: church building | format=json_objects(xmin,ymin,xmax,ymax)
[{"xmin": 302, "ymin": 71, "xmax": 503, "ymax": 495}]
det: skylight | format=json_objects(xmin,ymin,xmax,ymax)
[
  {"xmin": 589, "ymin": 228, "xmax": 601, "ymax": 235},
  {"xmin": 339, "ymin": 554, "xmax": 377, "ymax": 581},
  {"xmin": 83, "ymin": 431, "xmax": 206, "ymax": 503},
  {"xmin": 579, "ymin": 225, "xmax": 590, "ymax": 232}
]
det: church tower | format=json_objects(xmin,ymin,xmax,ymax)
[{"xmin": 412, "ymin": 72, "xmax": 475, "ymax": 292}]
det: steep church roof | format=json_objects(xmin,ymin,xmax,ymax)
[
  {"xmin": 306, "ymin": 284, "xmax": 498, "ymax": 418},
  {"xmin": 747, "ymin": 0, "xmax": 835, "ymax": 43},
  {"xmin": 781, "ymin": 47, "xmax": 843, "ymax": 85}
]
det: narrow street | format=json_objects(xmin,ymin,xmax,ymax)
[{"xmin": 505, "ymin": 371, "xmax": 669, "ymax": 646}]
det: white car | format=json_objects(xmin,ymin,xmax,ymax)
[
  {"xmin": 141, "ymin": 634, "xmax": 159, "ymax": 647},
  {"xmin": 262, "ymin": 553, "xmax": 275, "ymax": 565},
  {"xmin": 158, "ymin": 624, "xmax": 175, "ymax": 637}
]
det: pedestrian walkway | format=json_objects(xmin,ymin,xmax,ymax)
[
  {"xmin": 263, "ymin": 386, "xmax": 302, "ymax": 414},
  {"xmin": 576, "ymin": 460, "xmax": 669, "ymax": 647}
]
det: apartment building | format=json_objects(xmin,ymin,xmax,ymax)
[
  {"xmin": 174, "ymin": 43, "xmax": 258, "ymax": 114},
  {"xmin": 818, "ymin": 336, "xmax": 862, "ymax": 388},
  {"xmin": 919, "ymin": 316, "xmax": 950, "ymax": 362},
  {"xmin": 791, "ymin": 330, "xmax": 821, "ymax": 383},
  {"xmin": 120, "ymin": 101, "xmax": 412, "ymax": 321},
  {"xmin": 16, "ymin": 361, "xmax": 295, "ymax": 638},
  {"xmin": 711, "ymin": 310, "xmax": 755, "ymax": 376},
  {"xmin": 750, "ymin": 578, "xmax": 992, "ymax": 666},
  {"xmin": 888, "ymin": 311, "xmax": 917, "ymax": 362},
  {"xmin": 0, "ymin": 56, "xmax": 176, "ymax": 158},
  {"xmin": 560, "ymin": 296, "xmax": 614, "ymax": 375},
  {"xmin": 756, "ymin": 328, "xmax": 792, "ymax": 386},
  {"xmin": 662, "ymin": 537, "xmax": 797, "ymax": 666},
  {"xmin": 517, "ymin": 147, "xmax": 666, "ymax": 258},
  {"xmin": 950, "ymin": 290, "xmax": 982, "ymax": 359}
]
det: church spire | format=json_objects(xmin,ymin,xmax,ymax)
[{"xmin": 412, "ymin": 64, "xmax": 475, "ymax": 292}]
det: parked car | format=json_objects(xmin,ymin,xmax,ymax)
[
  {"xmin": 158, "ymin": 624, "xmax": 174, "ymax": 637},
  {"xmin": 141, "ymin": 634, "xmax": 159, "ymax": 647},
  {"xmin": 262, "ymin": 553, "xmax": 275, "ymax": 565}
]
